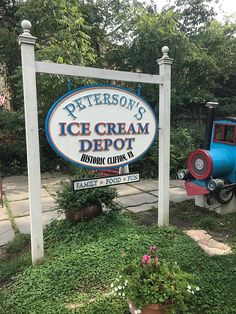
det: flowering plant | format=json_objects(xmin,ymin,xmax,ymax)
[{"xmin": 111, "ymin": 246, "xmax": 199, "ymax": 313}]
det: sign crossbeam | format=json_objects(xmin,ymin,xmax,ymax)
[{"xmin": 35, "ymin": 61, "xmax": 164, "ymax": 85}]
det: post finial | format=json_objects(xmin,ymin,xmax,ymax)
[
  {"xmin": 162, "ymin": 46, "xmax": 169, "ymax": 57},
  {"xmin": 19, "ymin": 20, "xmax": 36, "ymax": 45},
  {"xmin": 157, "ymin": 46, "xmax": 173, "ymax": 65},
  {"xmin": 21, "ymin": 20, "xmax": 32, "ymax": 36}
]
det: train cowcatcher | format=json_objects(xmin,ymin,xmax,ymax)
[{"xmin": 178, "ymin": 102, "xmax": 236, "ymax": 214}]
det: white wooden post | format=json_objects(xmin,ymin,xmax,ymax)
[
  {"xmin": 157, "ymin": 47, "xmax": 173, "ymax": 227},
  {"xmin": 119, "ymin": 165, "xmax": 129, "ymax": 174},
  {"xmin": 18, "ymin": 21, "xmax": 44, "ymax": 265}
]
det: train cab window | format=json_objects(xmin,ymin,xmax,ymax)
[
  {"xmin": 214, "ymin": 124, "xmax": 236, "ymax": 144},
  {"xmin": 225, "ymin": 126, "xmax": 235, "ymax": 143},
  {"xmin": 214, "ymin": 125, "xmax": 224, "ymax": 141}
]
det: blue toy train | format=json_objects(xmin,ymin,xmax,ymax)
[{"xmin": 178, "ymin": 102, "xmax": 236, "ymax": 206}]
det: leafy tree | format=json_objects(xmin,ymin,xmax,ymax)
[
  {"xmin": 0, "ymin": 108, "xmax": 26, "ymax": 175},
  {"xmin": 116, "ymin": 2, "xmax": 236, "ymax": 114},
  {"xmin": 80, "ymin": 0, "xmax": 145, "ymax": 66},
  {"xmin": 19, "ymin": 0, "xmax": 95, "ymax": 65},
  {"xmin": 173, "ymin": 0, "xmax": 217, "ymax": 33},
  {"xmin": 0, "ymin": 0, "xmax": 23, "ymax": 109},
  {"xmin": 196, "ymin": 20, "xmax": 236, "ymax": 115},
  {"xmin": 15, "ymin": 0, "xmax": 97, "ymax": 113}
]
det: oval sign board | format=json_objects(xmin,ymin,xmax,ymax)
[{"xmin": 45, "ymin": 85, "xmax": 157, "ymax": 169}]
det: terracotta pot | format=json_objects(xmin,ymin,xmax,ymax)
[
  {"xmin": 65, "ymin": 201, "xmax": 102, "ymax": 223},
  {"xmin": 128, "ymin": 300, "xmax": 171, "ymax": 314}
]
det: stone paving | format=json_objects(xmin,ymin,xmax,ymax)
[
  {"xmin": 186, "ymin": 230, "xmax": 232, "ymax": 256},
  {"xmin": 0, "ymin": 173, "xmax": 193, "ymax": 246}
]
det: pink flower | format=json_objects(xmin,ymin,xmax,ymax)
[
  {"xmin": 142, "ymin": 254, "xmax": 151, "ymax": 264},
  {"xmin": 149, "ymin": 245, "xmax": 157, "ymax": 253},
  {"xmin": 154, "ymin": 256, "xmax": 159, "ymax": 263}
]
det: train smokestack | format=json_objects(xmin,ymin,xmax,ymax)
[{"xmin": 203, "ymin": 102, "xmax": 218, "ymax": 150}]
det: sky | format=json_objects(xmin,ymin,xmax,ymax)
[{"xmin": 143, "ymin": 0, "xmax": 236, "ymax": 22}]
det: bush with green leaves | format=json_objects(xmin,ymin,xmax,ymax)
[
  {"xmin": 0, "ymin": 108, "xmax": 26, "ymax": 175},
  {"xmin": 149, "ymin": 123, "xmax": 204, "ymax": 178},
  {"xmin": 112, "ymin": 245, "xmax": 199, "ymax": 312},
  {"xmin": 55, "ymin": 170, "xmax": 119, "ymax": 214}
]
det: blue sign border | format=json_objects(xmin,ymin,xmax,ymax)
[{"xmin": 45, "ymin": 84, "xmax": 158, "ymax": 170}]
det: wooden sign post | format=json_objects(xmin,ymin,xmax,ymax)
[
  {"xmin": 18, "ymin": 21, "xmax": 44, "ymax": 265},
  {"xmin": 157, "ymin": 48, "xmax": 173, "ymax": 227},
  {"xmin": 18, "ymin": 20, "xmax": 173, "ymax": 265}
]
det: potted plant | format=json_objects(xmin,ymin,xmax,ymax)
[
  {"xmin": 111, "ymin": 246, "xmax": 200, "ymax": 314},
  {"xmin": 55, "ymin": 170, "xmax": 119, "ymax": 223}
]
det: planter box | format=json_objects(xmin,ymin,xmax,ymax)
[
  {"xmin": 128, "ymin": 300, "xmax": 170, "ymax": 314},
  {"xmin": 65, "ymin": 202, "xmax": 102, "ymax": 223}
]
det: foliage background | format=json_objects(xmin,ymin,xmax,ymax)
[{"xmin": 0, "ymin": 0, "xmax": 235, "ymax": 176}]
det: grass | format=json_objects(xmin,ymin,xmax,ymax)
[
  {"xmin": 0, "ymin": 209, "xmax": 236, "ymax": 313},
  {"xmin": 3, "ymin": 195, "xmax": 20, "ymax": 234},
  {"xmin": 0, "ymin": 233, "xmax": 31, "ymax": 286},
  {"xmin": 171, "ymin": 200, "xmax": 236, "ymax": 244}
]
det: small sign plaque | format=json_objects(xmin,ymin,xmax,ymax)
[{"xmin": 73, "ymin": 173, "xmax": 140, "ymax": 191}]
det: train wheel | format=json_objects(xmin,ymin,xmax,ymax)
[
  {"xmin": 206, "ymin": 193, "xmax": 216, "ymax": 205},
  {"xmin": 216, "ymin": 189, "xmax": 234, "ymax": 205}
]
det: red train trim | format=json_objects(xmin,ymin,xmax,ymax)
[
  {"xmin": 187, "ymin": 149, "xmax": 213, "ymax": 180},
  {"xmin": 185, "ymin": 181, "xmax": 209, "ymax": 196}
]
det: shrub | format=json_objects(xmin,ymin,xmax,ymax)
[
  {"xmin": 0, "ymin": 108, "xmax": 26, "ymax": 175},
  {"xmin": 112, "ymin": 245, "xmax": 199, "ymax": 312},
  {"xmin": 149, "ymin": 123, "xmax": 204, "ymax": 178},
  {"xmin": 54, "ymin": 169, "xmax": 120, "ymax": 221}
]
